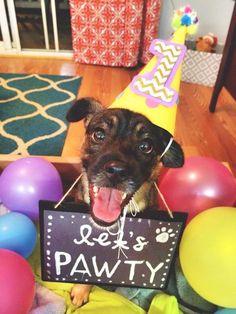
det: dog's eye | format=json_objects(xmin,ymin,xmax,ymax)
[
  {"xmin": 91, "ymin": 128, "xmax": 105, "ymax": 143},
  {"xmin": 139, "ymin": 140, "xmax": 153, "ymax": 154}
]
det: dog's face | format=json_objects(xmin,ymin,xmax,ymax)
[{"xmin": 67, "ymin": 98, "xmax": 184, "ymax": 226}]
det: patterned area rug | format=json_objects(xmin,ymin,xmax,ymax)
[{"xmin": 0, "ymin": 73, "xmax": 82, "ymax": 156}]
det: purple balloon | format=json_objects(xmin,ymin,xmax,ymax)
[{"xmin": 0, "ymin": 157, "xmax": 63, "ymax": 220}]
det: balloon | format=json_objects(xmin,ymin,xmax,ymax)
[
  {"xmin": 0, "ymin": 249, "xmax": 35, "ymax": 314},
  {"xmin": 158, "ymin": 156, "xmax": 236, "ymax": 222},
  {"xmin": 0, "ymin": 157, "xmax": 63, "ymax": 220},
  {"xmin": 214, "ymin": 309, "xmax": 236, "ymax": 314},
  {"xmin": 0, "ymin": 212, "xmax": 37, "ymax": 258},
  {"xmin": 179, "ymin": 207, "xmax": 236, "ymax": 308}
]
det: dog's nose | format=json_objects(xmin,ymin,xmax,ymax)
[{"xmin": 104, "ymin": 161, "xmax": 127, "ymax": 180}]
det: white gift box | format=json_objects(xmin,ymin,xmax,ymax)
[{"xmin": 182, "ymin": 49, "xmax": 223, "ymax": 87}]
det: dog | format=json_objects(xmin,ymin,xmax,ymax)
[{"xmin": 66, "ymin": 97, "xmax": 184, "ymax": 307}]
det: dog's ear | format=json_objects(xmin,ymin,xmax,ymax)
[
  {"xmin": 154, "ymin": 126, "xmax": 184, "ymax": 168},
  {"xmin": 66, "ymin": 97, "xmax": 103, "ymax": 126},
  {"xmin": 161, "ymin": 139, "xmax": 184, "ymax": 168}
]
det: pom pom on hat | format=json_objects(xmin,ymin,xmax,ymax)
[{"xmin": 172, "ymin": 5, "xmax": 199, "ymax": 35}]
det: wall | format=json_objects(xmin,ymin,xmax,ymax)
[{"xmin": 158, "ymin": 0, "xmax": 235, "ymax": 45}]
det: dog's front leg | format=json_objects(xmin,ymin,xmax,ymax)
[{"xmin": 71, "ymin": 284, "xmax": 92, "ymax": 307}]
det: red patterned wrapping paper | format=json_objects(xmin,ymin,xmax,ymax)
[
  {"xmin": 140, "ymin": 0, "xmax": 161, "ymax": 64},
  {"xmin": 69, "ymin": 0, "xmax": 161, "ymax": 67}
]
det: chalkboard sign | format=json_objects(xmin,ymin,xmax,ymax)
[{"xmin": 39, "ymin": 201, "xmax": 187, "ymax": 289}]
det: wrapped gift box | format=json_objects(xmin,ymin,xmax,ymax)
[
  {"xmin": 69, "ymin": 0, "xmax": 161, "ymax": 67},
  {"xmin": 139, "ymin": 0, "xmax": 161, "ymax": 64}
]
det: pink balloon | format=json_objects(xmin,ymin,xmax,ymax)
[
  {"xmin": 0, "ymin": 157, "xmax": 63, "ymax": 220},
  {"xmin": 158, "ymin": 156, "xmax": 236, "ymax": 223},
  {"xmin": 0, "ymin": 249, "xmax": 35, "ymax": 314}
]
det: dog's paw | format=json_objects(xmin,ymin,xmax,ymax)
[{"xmin": 71, "ymin": 284, "xmax": 92, "ymax": 307}]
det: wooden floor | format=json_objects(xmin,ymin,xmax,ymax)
[{"xmin": 0, "ymin": 56, "xmax": 235, "ymax": 176}]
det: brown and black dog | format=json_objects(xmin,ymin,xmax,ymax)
[{"xmin": 66, "ymin": 97, "xmax": 184, "ymax": 306}]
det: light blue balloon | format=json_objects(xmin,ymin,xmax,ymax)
[
  {"xmin": 0, "ymin": 212, "xmax": 37, "ymax": 258},
  {"xmin": 214, "ymin": 309, "xmax": 236, "ymax": 314}
]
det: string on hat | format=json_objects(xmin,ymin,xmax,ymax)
[{"xmin": 160, "ymin": 137, "xmax": 174, "ymax": 159}]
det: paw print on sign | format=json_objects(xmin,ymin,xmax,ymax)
[{"xmin": 155, "ymin": 227, "xmax": 175, "ymax": 243}]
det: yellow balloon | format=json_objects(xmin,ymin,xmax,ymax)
[{"xmin": 179, "ymin": 207, "xmax": 236, "ymax": 308}]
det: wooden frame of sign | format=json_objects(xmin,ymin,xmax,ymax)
[{"xmin": 39, "ymin": 200, "xmax": 187, "ymax": 290}]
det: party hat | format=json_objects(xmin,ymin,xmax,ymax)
[{"xmin": 110, "ymin": 6, "xmax": 198, "ymax": 136}]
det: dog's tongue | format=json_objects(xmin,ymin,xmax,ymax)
[{"xmin": 92, "ymin": 187, "xmax": 123, "ymax": 224}]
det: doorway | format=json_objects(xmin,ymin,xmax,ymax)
[{"xmin": 0, "ymin": 0, "xmax": 73, "ymax": 56}]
